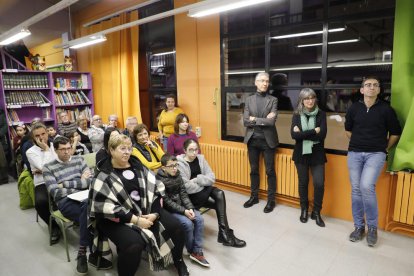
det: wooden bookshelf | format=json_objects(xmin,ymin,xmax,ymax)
[{"xmin": 0, "ymin": 70, "xmax": 94, "ymax": 140}]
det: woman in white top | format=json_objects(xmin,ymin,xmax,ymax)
[{"xmin": 26, "ymin": 123, "xmax": 60, "ymax": 243}]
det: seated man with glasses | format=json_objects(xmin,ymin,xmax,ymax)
[
  {"xmin": 88, "ymin": 114, "xmax": 105, "ymax": 152},
  {"xmin": 43, "ymin": 136, "xmax": 112, "ymax": 274}
]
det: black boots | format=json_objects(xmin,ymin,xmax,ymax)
[
  {"xmin": 218, "ymin": 228, "xmax": 246, "ymax": 248},
  {"xmin": 243, "ymin": 196, "xmax": 259, "ymax": 208},
  {"xmin": 311, "ymin": 211, "xmax": 325, "ymax": 227},
  {"xmin": 300, "ymin": 208, "xmax": 308, "ymax": 223}
]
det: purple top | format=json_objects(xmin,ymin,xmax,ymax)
[{"xmin": 167, "ymin": 131, "xmax": 200, "ymax": 156}]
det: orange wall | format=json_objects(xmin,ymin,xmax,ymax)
[
  {"xmin": 28, "ymin": 37, "xmax": 63, "ymax": 69},
  {"xmin": 70, "ymin": 0, "xmax": 394, "ymax": 229}
]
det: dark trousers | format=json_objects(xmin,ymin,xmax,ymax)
[
  {"xmin": 97, "ymin": 208, "xmax": 185, "ymax": 276},
  {"xmin": 0, "ymin": 143, "xmax": 8, "ymax": 183},
  {"xmin": 34, "ymin": 184, "xmax": 50, "ymax": 225},
  {"xmin": 190, "ymin": 187, "xmax": 230, "ymax": 231},
  {"xmin": 295, "ymin": 163, "xmax": 325, "ymax": 212},
  {"xmin": 57, "ymin": 197, "xmax": 92, "ymax": 247},
  {"xmin": 247, "ymin": 138, "xmax": 276, "ymax": 200}
]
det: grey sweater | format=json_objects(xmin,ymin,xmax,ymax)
[{"xmin": 176, "ymin": 154, "xmax": 215, "ymax": 194}]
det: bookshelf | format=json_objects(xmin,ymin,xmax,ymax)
[{"xmin": 0, "ymin": 70, "xmax": 94, "ymax": 140}]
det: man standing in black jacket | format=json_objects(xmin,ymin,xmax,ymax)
[{"xmin": 0, "ymin": 108, "xmax": 10, "ymax": 184}]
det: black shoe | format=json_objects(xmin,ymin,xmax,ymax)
[
  {"xmin": 243, "ymin": 196, "xmax": 259, "ymax": 208},
  {"xmin": 311, "ymin": 211, "xmax": 325, "ymax": 227},
  {"xmin": 51, "ymin": 227, "xmax": 61, "ymax": 245},
  {"xmin": 76, "ymin": 255, "xmax": 88, "ymax": 275},
  {"xmin": 88, "ymin": 252, "xmax": 113, "ymax": 270},
  {"xmin": 218, "ymin": 228, "xmax": 246, "ymax": 248},
  {"xmin": 174, "ymin": 259, "xmax": 190, "ymax": 276},
  {"xmin": 300, "ymin": 208, "xmax": 308, "ymax": 223},
  {"xmin": 263, "ymin": 200, "xmax": 275, "ymax": 213},
  {"xmin": 367, "ymin": 227, "xmax": 378, "ymax": 247},
  {"xmin": 349, "ymin": 227, "xmax": 365, "ymax": 242}
]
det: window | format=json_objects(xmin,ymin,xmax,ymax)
[{"xmin": 220, "ymin": 0, "xmax": 395, "ymax": 153}]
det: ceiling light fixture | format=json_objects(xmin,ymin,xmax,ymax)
[
  {"xmin": 69, "ymin": 35, "xmax": 107, "ymax": 49},
  {"xmin": 297, "ymin": 38, "xmax": 360, "ymax": 48},
  {"xmin": 272, "ymin": 27, "xmax": 345, "ymax": 39},
  {"xmin": 152, "ymin": 51, "xmax": 176, "ymax": 56},
  {"xmin": 0, "ymin": 0, "xmax": 78, "ymax": 45},
  {"xmin": 188, "ymin": 0, "xmax": 275, "ymax": 18},
  {"xmin": 0, "ymin": 29, "xmax": 31, "ymax": 45}
]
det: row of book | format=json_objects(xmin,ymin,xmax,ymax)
[
  {"xmin": 5, "ymin": 91, "xmax": 51, "ymax": 107},
  {"xmin": 2, "ymin": 74, "xmax": 49, "ymax": 89},
  {"xmin": 56, "ymin": 107, "xmax": 92, "ymax": 123},
  {"xmin": 54, "ymin": 74, "xmax": 89, "ymax": 89},
  {"xmin": 54, "ymin": 90, "xmax": 91, "ymax": 106},
  {"xmin": 6, "ymin": 108, "xmax": 52, "ymax": 126}
]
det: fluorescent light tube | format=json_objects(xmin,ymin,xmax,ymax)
[
  {"xmin": 272, "ymin": 27, "xmax": 345, "ymax": 39},
  {"xmin": 225, "ymin": 70, "xmax": 265, "ymax": 75},
  {"xmin": 0, "ymin": 29, "xmax": 31, "ymax": 45},
  {"xmin": 297, "ymin": 38, "xmax": 360, "ymax": 48},
  {"xmin": 69, "ymin": 35, "xmax": 107, "ymax": 49},
  {"xmin": 153, "ymin": 51, "xmax": 176, "ymax": 56},
  {"xmin": 188, "ymin": 0, "xmax": 274, "ymax": 18}
]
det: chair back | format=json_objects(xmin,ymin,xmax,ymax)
[{"xmin": 83, "ymin": 152, "xmax": 97, "ymax": 169}]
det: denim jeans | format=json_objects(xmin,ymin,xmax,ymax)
[
  {"xmin": 247, "ymin": 138, "xmax": 276, "ymax": 200},
  {"xmin": 347, "ymin": 151, "xmax": 386, "ymax": 228},
  {"xmin": 57, "ymin": 197, "xmax": 92, "ymax": 247},
  {"xmin": 162, "ymin": 137, "xmax": 168, "ymax": 152},
  {"xmin": 171, "ymin": 210, "xmax": 204, "ymax": 254}
]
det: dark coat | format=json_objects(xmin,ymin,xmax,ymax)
[{"xmin": 156, "ymin": 169, "xmax": 194, "ymax": 214}]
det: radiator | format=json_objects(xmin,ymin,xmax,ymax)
[
  {"xmin": 393, "ymin": 172, "xmax": 414, "ymax": 225},
  {"xmin": 200, "ymin": 143, "xmax": 299, "ymax": 198}
]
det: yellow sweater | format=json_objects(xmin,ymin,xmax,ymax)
[
  {"xmin": 131, "ymin": 141, "xmax": 165, "ymax": 171},
  {"xmin": 157, "ymin": 107, "xmax": 184, "ymax": 137}
]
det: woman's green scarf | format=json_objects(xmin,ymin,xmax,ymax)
[{"xmin": 300, "ymin": 107, "xmax": 319, "ymax": 155}]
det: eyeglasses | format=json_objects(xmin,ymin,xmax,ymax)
[
  {"xmin": 57, "ymin": 147, "xmax": 71, "ymax": 152},
  {"xmin": 256, "ymin": 79, "xmax": 269, "ymax": 83},
  {"xmin": 164, "ymin": 164, "xmax": 178, "ymax": 169},
  {"xmin": 304, "ymin": 97, "xmax": 316, "ymax": 101},
  {"xmin": 187, "ymin": 148, "xmax": 199, "ymax": 153},
  {"xmin": 364, "ymin": 83, "xmax": 380, "ymax": 88},
  {"xmin": 93, "ymin": 118, "xmax": 102, "ymax": 121}
]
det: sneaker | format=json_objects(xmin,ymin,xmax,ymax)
[
  {"xmin": 190, "ymin": 252, "xmax": 210, "ymax": 267},
  {"xmin": 349, "ymin": 227, "xmax": 365, "ymax": 242},
  {"xmin": 50, "ymin": 227, "xmax": 61, "ymax": 245},
  {"xmin": 367, "ymin": 227, "xmax": 378, "ymax": 247},
  {"xmin": 88, "ymin": 252, "xmax": 113, "ymax": 270},
  {"xmin": 76, "ymin": 255, "xmax": 88, "ymax": 275}
]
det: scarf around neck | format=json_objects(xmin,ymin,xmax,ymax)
[{"xmin": 300, "ymin": 107, "xmax": 319, "ymax": 155}]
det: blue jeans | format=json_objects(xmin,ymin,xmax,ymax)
[
  {"xmin": 57, "ymin": 197, "xmax": 92, "ymax": 247},
  {"xmin": 171, "ymin": 210, "xmax": 204, "ymax": 254},
  {"xmin": 347, "ymin": 151, "xmax": 386, "ymax": 228},
  {"xmin": 162, "ymin": 137, "xmax": 168, "ymax": 152}
]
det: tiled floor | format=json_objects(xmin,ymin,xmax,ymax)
[{"xmin": 1, "ymin": 179, "xmax": 413, "ymax": 276}]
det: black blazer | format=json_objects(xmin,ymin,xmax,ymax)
[
  {"xmin": 290, "ymin": 110, "xmax": 327, "ymax": 165},
  {"xmin": 243, "ymin": 93, "xmax": 279, "ymax": 148}
]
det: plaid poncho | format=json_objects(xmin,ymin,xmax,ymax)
[{"xmin": 88, "ymin": 157, "xmax": 174, "ymax": 271}]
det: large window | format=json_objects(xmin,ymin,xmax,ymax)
[
  {"xmin": 139, "ymin": 0, "xmax": 176, "ymax": 131},
  {"xmin": 221, "ymin": 0, "xmax": 395, "ymax": 153}
]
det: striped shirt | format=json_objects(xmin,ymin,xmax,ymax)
[
  {"xmin": 43, "ymin": 156, "xmax": 91, "ymax": 202},
  {"xmin": 58, "ymin": 122, "xmax": 78, "ymax": 137}
]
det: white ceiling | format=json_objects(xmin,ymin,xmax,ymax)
[{"xmin": 0, "ymin": 0, "xmax": 101, "ymax": 49}]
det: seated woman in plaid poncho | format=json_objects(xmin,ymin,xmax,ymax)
[{"xmin": 88, "ymin": 134, "xmax": 189, "ymax": 276}]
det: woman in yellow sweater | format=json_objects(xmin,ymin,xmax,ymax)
[
  {"xmin": 131, "ymin": 124, "xmax": 165, "ymax": 171},
  {"xmin": 158, "ymin": 94, "xmax": 184, "ymax": 151}
]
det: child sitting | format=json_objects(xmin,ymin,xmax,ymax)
[
  {"xmin": 66, "ymin": 131, "xmax": 89, "ymax": 156},
  {"xmin": 156, "ymin": 154, "xmax": 210, "ymax": 268},
  {"xmin": 13, "ymin": 124, "xmax": 28, "ymax": 176}
]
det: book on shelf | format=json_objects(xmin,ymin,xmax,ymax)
[
  {"xmin": 6, "ymin": 109, "xmax": 20, "ymax": 124},
  {"xmin": 42, "ymin": 107, "xmax": 52, "ymax": 120},
  {"xmin": 54, "ymin": 90, "xmax": 91, "ymax": 105},
  {"xmin": 2, "ymin": 74, "xmax": 48, "ymax": 89},
  {"xmin": 56, "ymin": 107, "xmax": 92, "ymax": 123},
  {"xmin": 5, "ymin": 91, "xmax": 51, "ymax": 107},
  {"xmin": 54, "ymin": 77, "xmax": 84, "ymax": 89}
]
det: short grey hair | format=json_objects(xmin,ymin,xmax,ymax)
[
  {"xmin": 294, "ymin": 88, "xmax": 318, "ymax": 114},
  {"xmin": 255, "ymin": 72, "xmax": 269, "ymax": 81},
  {"xmin": 125, "ymin": 116, "xmax": 138, "ymax": 126}
]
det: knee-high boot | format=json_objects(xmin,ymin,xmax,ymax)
[{"xmin": 207, "ymin": 188, "xmax": 246, "ymax": 248}]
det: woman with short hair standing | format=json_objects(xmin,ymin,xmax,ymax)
[{"xmin": 291, "ymin": 88, "xmax": 327, "ymax": 227}]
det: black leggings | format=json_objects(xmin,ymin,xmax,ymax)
[
  {"xmin": 34, "ymin": 184, "xmax": 50, "ymax": 225},
  {"xmin": 295, "ymin": 163, "xmax": 325, "ymax": 212},
  {"xmin": 97, "ymin": 209, "xmax": 184, "ymax": 276}
]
